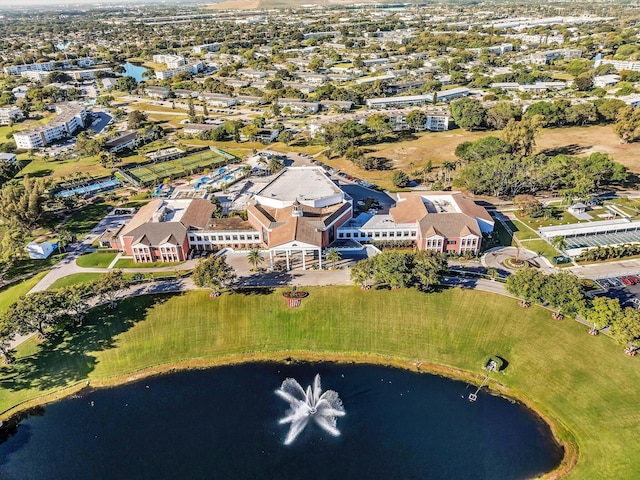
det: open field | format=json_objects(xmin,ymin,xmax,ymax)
[
  {"xmin": 0, "ymin": 271, "xmax": 47, "ymax": 313},
  {"xmin": 325, "ymin": 124, "xmax": 640, "ymax": 191},
  {"xmin": 1, "ymin": 286, "xmax": 640, "ymax": 478},
  {"xmin": 75, "ymin": 251, "xmax": 118, "ymax": 268}
]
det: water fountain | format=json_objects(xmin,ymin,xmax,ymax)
[{"xmin": 275, "ymin": 374, "xmax": 346, "ymax": 445}]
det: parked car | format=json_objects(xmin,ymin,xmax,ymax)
[
  {"xmin": 629, "ymin": 275, "xmax": 640, "ymax": 284},
  {"xmin": 597, "ymin": 279, "xmax": 611, "ymax": 288},
  {"xmin": 608, "ymin": 278, "xmax": 623, "ymax": 287},
  {"xmin": 621, "ymin": 277, "xmax": 633, "ymax": 286}
]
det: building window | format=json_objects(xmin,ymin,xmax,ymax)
[{"xmin": 447, "ymin": 240, "xmax": 456, "ymax": 245}]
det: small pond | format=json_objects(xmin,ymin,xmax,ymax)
[
  {"xmin": 120, "ymin": 62, "xmax": 149, "ymax": 82},
  {"xmin": 0, "ymin": 363, "xmax": 563, "ymax": 480}
]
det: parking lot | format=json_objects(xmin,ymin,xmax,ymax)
[{"xmin": 595, "ymin": 275, "xmax": 640, "ymax": 308}]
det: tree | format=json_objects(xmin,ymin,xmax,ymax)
[
  {"xmin": 247, "ymin": 248, "xmax": 264, "ymax": 271},
  {"xmin": 93, "ymin": 270, "xmax": 127, "ymax": 309},
  {"xmin": 345, "ymin": 146, "xmax": 364, "ymax": 163},
  {"xmin": 596, "ymin": 98, "xmax": 626, "ymax": 122},
  {"xmin": 60, "ymin": 283, "xmax": 93, "ymax": 325},
  {"xmin": 450, "ymin": 98, "xmax": 485, "ymax": 131},
  {"xmin": 587, "ymin": 296, "xmax": 623, "ymax": 332},
  {"xmin": 223, "ymin": 120, "xmax": 243, "ymax": 142},
  {"xmin": 542, "ymin": 271, "xmax": 587, "ymax": 317},
  {"xmin": 57, "ymin": 229, "xmax": 73, "ymax": 253},
  {"xmin": 574, "ymin": 73, "xmax": 594, "ymax": 91},
  {"xmin": 127, "ymin": 110, "xmax": 147, "ymax": 130},
  {"xmin": 485, "ymin": 101, "xmax": 521, "ymax": 130},
  {"xmin": 45, "ymin": 71, "xmax": 72, "ymax": 84},
  {"xmin": 187, "ymin": 100, "xmax": 196, "ymax": 123},
  {"xmin": 501, "ymin": 115, "xmax": 544, "ymax": 157},
  {"xmin": 566, "ymin": 103, "xmax": 597, "ymax": 126},
  {"xmin": 551, "ymin": 236, "xmax": 567, "ymax": 251},
  {"xmin": 406, "ymin": 110, "xmax": 427, "ymax": 132},
  {"xmin": 278, "ymin": 130, "xmax": 293, "ymax": 145},
  {"xmin": 6, "ymin": 291, "xmax": 66, "ymax": 339},
  {"xmin": 350, "ymin": 257, "xmax": 376, "ymax": 289},
  {"xmin": 268, "ymin": 157, "xmax": 285, "ymax": 173},
  {"xmin": 412, "ymin": 250, "xmax": 448, "ymax": 291},
  {"xmin": 610, "ymin": 307, "xmax": 640, "ymax": 348},
  {"xmin": 115, "ymin": 76, "xmax": 138, "ymax": 93},
  {"xmin": 0, "ymin": 314, "xmax": 17, "ymax": 363},
  {"xmin": 614, "ymin": 105, "xmax": 640, "ymax": 143},
  {"xmin": 454, "ymin": 136, "xmax": 511, "ymax": 164},
  {"xmin": 192, "ymin": 254, "xmax": 237, "ymax": 294},
  {"xmin": 365, "ymin": 113, "xmax": 392, "ymax": 140},
  {"xmin": 326, "ymin": 248, "xmax": 342, "ymax": 269},
  {"xmin": 241, "ymin": 125, "xmax": 259, "ymax": 142},
  {"xmin": 505, "ymin": 268, "xmax": 546, "ymax": 306},
  {"xmin": 0, "ymin": 175, "xmax": 47, "ymax": 232},
  {"xmin": 392, "ymin": 171, "xmax": 410, "ymax": 188},
  {"xmin": 514, "ymin": 194, "xmax": 543, "ymax": 217}
]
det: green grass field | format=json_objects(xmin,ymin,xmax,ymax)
[
  {"xmin": 75, "ymin": 251, "xmax": 118, "ymax": 268},
  {"xmin": 63, "ymin": 202, "xmax": 113, "ymax": 238},
  {"xmin": 1, "ymin": 286, "xmax": 639, "ymax": 478},
  {"xmin": 0, "ymin": 271, "xmax": 47, "ymax": 313}
]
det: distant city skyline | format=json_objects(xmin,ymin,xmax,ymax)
[{"xmin": 0, "ymin": 0, "xmax": 214, "ymax": 6}]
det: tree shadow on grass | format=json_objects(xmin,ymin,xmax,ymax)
[
  {"xmin": 540, "ymin": 144, "xmax": 591, "ymax": 156},
  {"xmin": 0, "ymin": 293, "xmax": 179, "ymax": 393}
]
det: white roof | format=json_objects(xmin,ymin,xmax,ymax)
[
  {"xmin": 539, "ymin": 218, "xmax": 640, "ymax": 238},
  {"xmin": 254, "ymin": 166, "xmax": 343, "ymax": 208}
]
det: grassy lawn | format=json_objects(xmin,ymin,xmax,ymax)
[
  {"xmin": 2, "ymin": 254, "xmax": 66, "ymax": 280},
  {"xmin": 114, "ymin": 258, "xmax": 183, "ymax": 269},
  {"xmin": 510, "ymin": 219, "xmax": 541, "ymax": 241},
  {"xmin": 1, "ymin": 286, "xmax": 639, "ymax": 478},
  {"xmin": 47, "ymin": 272, "xmax": 106, "ymax": 290},
  {"xmin": 63, "ymin": 202, "xmax": 113, "ymax": 238},
  {"xmin": 75, "ymin": 251, "xmax": 118, "ymax": 268},
  {"xmin": 0, "ymin": 271, "xmax": 48, "ymax": 313},
  {"xmin": 522, "ymin": 239, "xmax": 561, "ymax": 261},
  {"xmin": 517, "ymin": 209, "xmax": 580, "ymax": 230}
]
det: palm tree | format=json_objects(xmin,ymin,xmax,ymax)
[
  {"xmin": 551, "ymin": 235, "xmax": 567, "ymax": 252},
  {"xmin": 57, "ymin": 229, "xmax": 73, "ymax": 253},
  {"xmin": 247, "ymin": 248, "xmax": 264, "ymax": 271},
  {"xmin": 326, "ymin": 248, "xmax": 342, "ymax": 269}
]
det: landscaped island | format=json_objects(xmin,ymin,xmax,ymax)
[{"xmin": 1, "ymin": 286, "xmax": 639, "ymax": 479}]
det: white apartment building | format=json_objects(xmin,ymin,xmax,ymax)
[
  {"xmin": 155, "ymin": 61, "xmax": 203, "ymax": 80},
  {"xmin": 13, "ymin": 103, "xmax": 86, "ymax": 149},
  {"xmin": 594, "ymin": 59, "xmax": 640, "ymax": 73},
  {"xmin": 529, "ymin": 49, "xmax": 582, "ymax": 65},
  {"xmin": 21, "ymin": 70, "xmax": 49, "ymax": 81},
  {"xmin": 152, "ymin": 54, "xmax": 186, "ymax": 69},
  {"xmin": 4, "ymin": 62, "xmax": 55, "ymax": 76},
  {"xmin": 0, "ymin": 107, "xmax": 24, "ymax": 125}
]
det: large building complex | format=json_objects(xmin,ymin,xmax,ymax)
[
  {"xmin": 13, "ymin": 103, "xmax": 87, "ymax": 149},
  {"xmin": 106, "ymin": 167, "xmax": 493, "ymax": 265},
  {"xmin": 338, "ymin": 192, "xmax": 494, "ymax": 255}
]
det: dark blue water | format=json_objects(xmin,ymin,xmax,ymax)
[
  {"xmin": 120, "ymin": 62, "xmax": 148, "ymax": 82},
  {"xmin": 0, "ymin": 364, "xmax": 563, "ymax": 480}
]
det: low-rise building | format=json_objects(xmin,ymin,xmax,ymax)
[
  {"xmin": 155, "ymin": 61, "xmax": 203, "ymax": 80},
  {"xmin": 529, "ymin": 49, "xmax": 582, "ymax": 65},
  {"xmin": 200, "ymin": 93, "xmax": 237, "ymax": 107},
  {"xmin": 4, "ymin": 61, "xmax": 55, "ymax": 76},
  {"xmin": 13, "ymin": 102, "xmax": 87, "ymax": 149},
  {"xmin": 337, "ymin": 192, "xmax": 493, "ymax": 255},
  {"xmin": 0, "ymin": 153, "xmax": 17, "ymax": 165},
  {"xmin": 105, "ymin": 131, "xmax": 138, "ymax": 153},
  {"xmin": 143, "ymin": 86, "xmax": 170, "ymax": 100},
  {"xmin": 0, "ymin": 106, "xmax": 24, "ymax": 125},
  {"xmin": 366, "ymin": 94, "xmax": 434, "ymax": 109}
]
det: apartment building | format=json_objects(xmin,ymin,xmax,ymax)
[{"xmin": 13, "ymin": 102, "xmax": 87, "ymax": 149}]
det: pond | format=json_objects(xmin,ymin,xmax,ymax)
[
  {"xmin": 120, "ymin": 62, "xmax": 149, "ymax": 83},
  {"xmin": 0, "ymin": 363, "xmax": 563, "ymax": 480}
]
